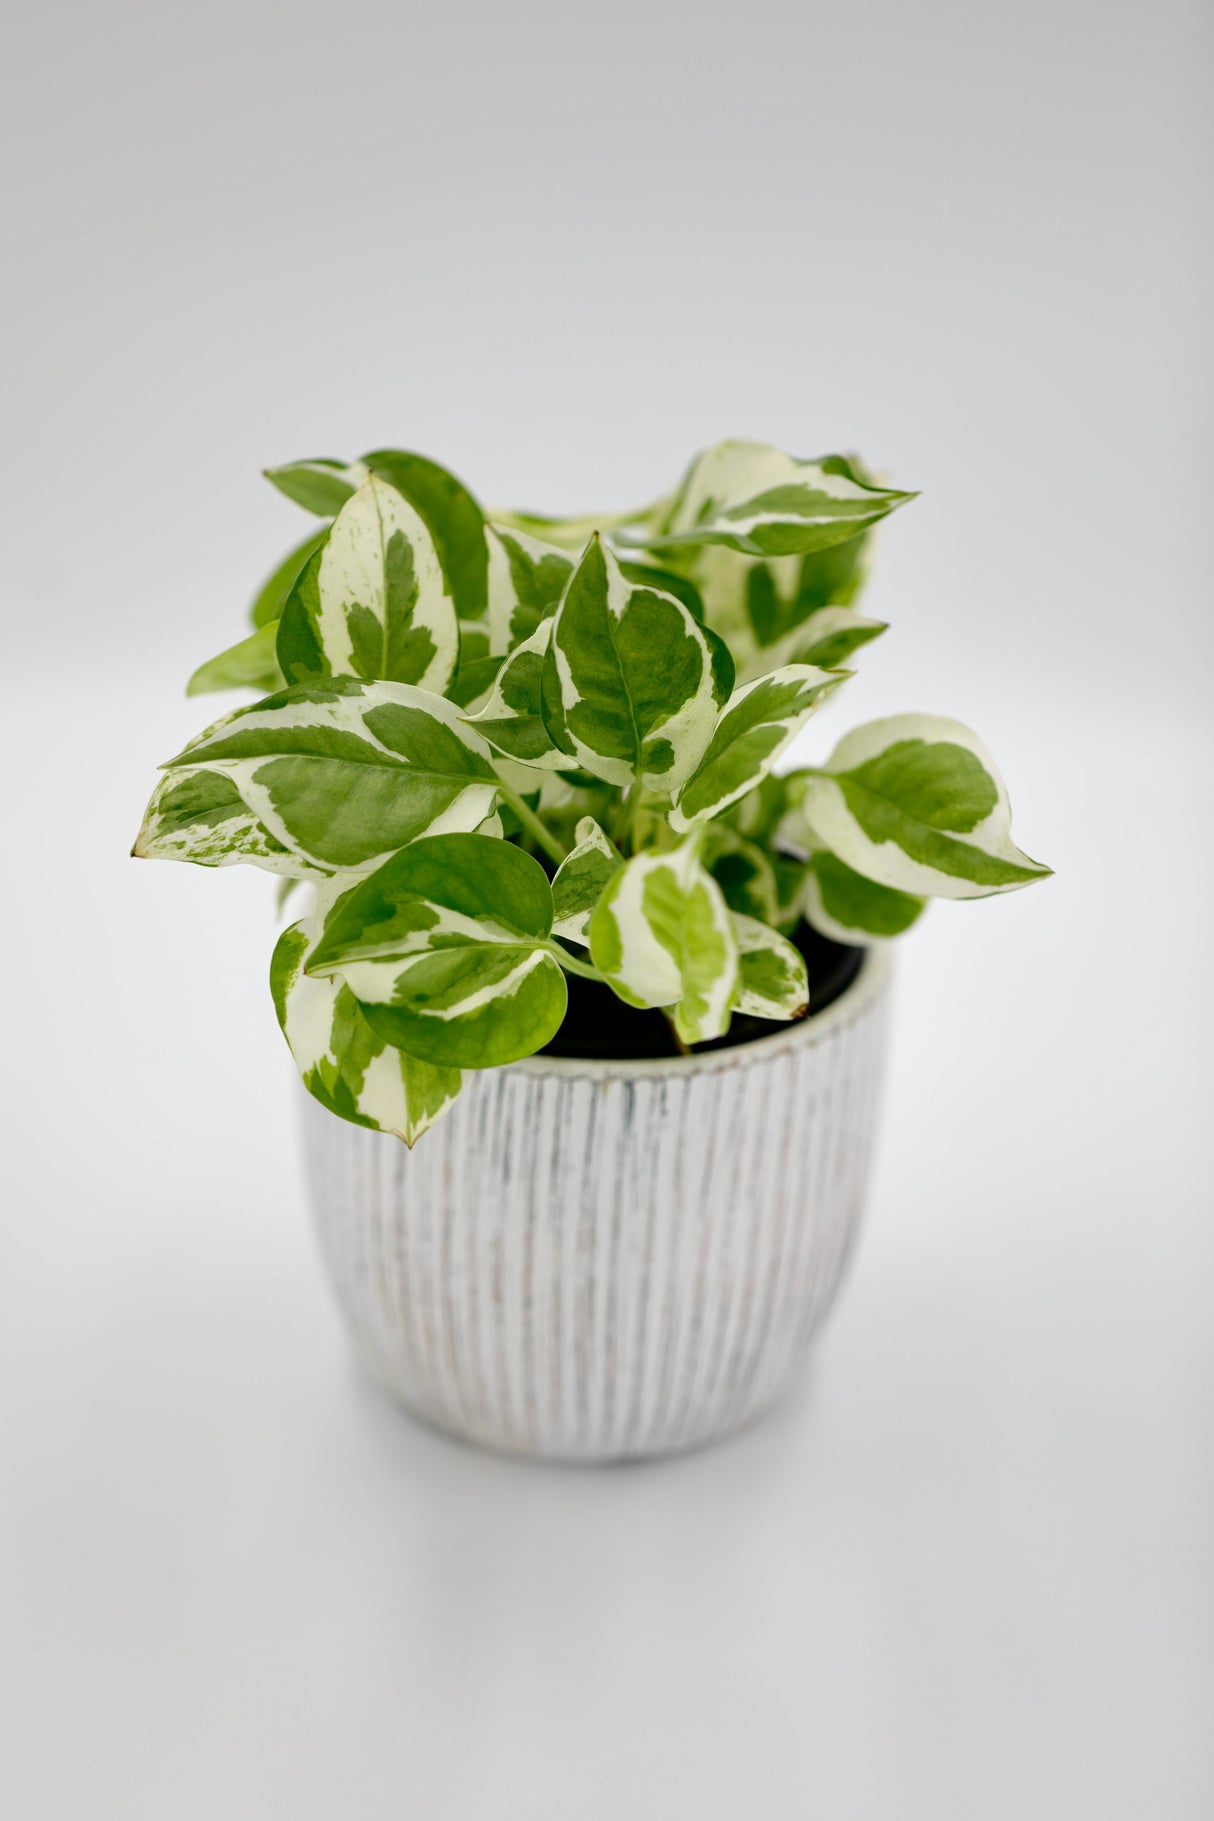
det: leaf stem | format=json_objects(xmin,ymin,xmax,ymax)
[
  {"xmin": 497, "ymin": 785, "xmax": 568, "ymax": 865},
  {"xmin": 546, "ymin": 943, "xmax": 607, "ymax": 983}
]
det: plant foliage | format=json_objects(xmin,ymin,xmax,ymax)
[{"xmin": 135, "ymin": 439, "xmax": 1050, "ymax": 1143}]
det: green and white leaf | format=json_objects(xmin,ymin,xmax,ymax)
[
  {"xmin": 550, "ymin": 817, "xmax": 622, "ymax": 944},
  {"xmin": 307, "ymin": 833, "xmax": 567, "ymax": 1069},
  {"xmin": 642, "ymin": 440, "xmax": 913, "ymax": 558},
  {"xmin": 471, "ymin": 619, "xmax": 568, "ymax": 769},
  {"xmin": 802, "ymin": 849, "xmax": 926, "ymax": 944},
  {"xmin": 187, "ymin": 620, "xmax": 284, "ymax": 697},
  {"xmin": 134, "ymin": 678, "xmax": 501, "ymax": 877},
  {"xmin": 361, "ymin": 448, "xmax": 488, "ymax": 623},
  {"xmin": 588, "ymin": 839, "xmax": 738, "ymax": 1045},
  {"xmin": 271, "ymin": 912, "xmax": 464, "ymax": 1146},
  {"xmin": 277, "ymin": 474, "xmax": 459, "ymax": 693},
  {"xmin": 797, "ymin": 715, "xmax": 1052, "ymax": 899},
  {"xmin": 133, "ymin": 765, "xmax": 304, "ymax": 876},
  {"xmin": 731, "ymin": 914, "xmax": 809, "ymax": 1020},
  {"xmin": 701, "ymin": 823, "xmax": 780, "ymax": 923},
  {"xmin": 486, "ymin": 524, "xmax": 574, "ymax": 654},
  {"xmin": 446, "ymin": 622, "xmax": 502, "ymax": 710},
  {"xmin": 670, "ymin": 664, "xmax": 844, "ymax": 832},
  {"xmin": 264, "ymin": 457, "xmax": 368, "ymax": 516},
  {"xmin": 250, "ymin": 528, "xmax": 331, "ymax": 628},
  {"xmin": 541, "ymin": 536, "xmax": 731, "ymax": 793},
  {"xmin": 775, "ymin": 606, "xmax": 887, "ymax": 673}
]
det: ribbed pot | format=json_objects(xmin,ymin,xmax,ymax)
[{"xmin": 303, "ymin": 947, "xmax": 892, "ymax": 1463}]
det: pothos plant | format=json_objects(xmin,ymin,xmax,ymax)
[{"xmin": 134, "ymin": 440, "xmax": 1049, "ymax": 1144}]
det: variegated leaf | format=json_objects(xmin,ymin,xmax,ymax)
[
  {"xmin": 785, "ymin": 607, "xmax": 887, "ymax": 671},
  {"xmin": 802, "ymin": 849, "xmax": 926, "ymax": 944},
  {"xmin": 701, "ymin": 824, "xmax": 780, "ymax": 923},
  {"xmin": 541, "ymin": 536, "xmax": 733, "ymax": 794},
  {"xmin": 446, "ymin": 622, "xmax": 503, "ymax": 710},
  {"xmin": 642, "ymin": 441, "xmax": 913, "ymax": 558},
  {"xmin": 472, "ymin": 619, "xmax": 566, "ymax": 769},
  {"xmin": 187, "ymin": 529, "xmax": 331, "ymax": 697},
  {"xmin": 264, "ymin": 457, "xmax": 368, "ymax": 515},
  {"xmin": 277, "ymin": 474, "xmax": 459, "ymax": 693},
  {"xmin": 134, "ymin": 765, "xmax": 304, "ymax": 876},
  {"xmin": 361, "ymin": 448, "xmax": 489, "ymax": 623},
  {"xmin": 550, "ymin": 817, "xmax": 622, "ymax": 944},
  {"xmin": 797, "ymin": 715, "xmax": 1051, "ymax": 899},
  {"xmin": 588, "ymin": 839, "xmax": 738, "ymax": 1045},
  {"xmin": 486, "ymin": 524, "xmax": 574, "ymax": 654},
  {"xmin": 133, "ymin": 678, "xmax": 501, "ymax": 877},
  {"xmin": 250, "ymin": 527, "xmax": 331, "ymax": 628},
  {"xmin": 187, "ymin": 620, "xmax": 283, "ymax": 697},
  {"xmin": 271, "ymin": 909, "xmax": 465, "ymax": 1146},
  {"xmin": 616, "ymin": 559, "xmax": 707, "ymax": 622},
  {"xmin": 731, "ymin": 914, "xmax": 809, "ymax": 1020},
  {"xmin": 307, "ymin": 833, "xmax": 567, "ymax": 1068},
  {"xmin": 742, "ymin": 522, "xmax": 870, "ymax": 645},
  {"xmin": 670, "ymin": 664, "xmax": 844, "ymax": 832}
]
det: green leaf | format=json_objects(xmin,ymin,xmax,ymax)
[
  {"xmin": 361, "ymin": 448, "xmax": 489, "ymax": 622},
  {"xmin": 743, "ymin": 529, "xmax": 871, "ymax": 651},
  {"xmin": 550, "ymin": 817, "xmax": 622, "ymax": 944},
  {"xmin": 670, "ymin": 664, "xmax": 844, "ymax": 832},
  {"xmin": 641, "ymin": 440, "xmax": 914, "ymax": 558},
  {"xmin": 803, "ymin": 850, "xmax": 926, "ymax": 943},
  {"xmin": 589, "ymin": 839, "xmax": 738, "ymax": 1045},
  {"xmin": 617, "ymin": 559, "xmax": 706, "ymax": 622},
  {"xmin": 307, "ymin": 833, "xmax": 567, "ymax": 1069},
  {"xmin": 446, "ymin": 623, "xmax": 502, "ymax": 709},
  {"xmin": 790, "ymin": 525, "xmax": 871, "ymax": 612},
  {"xmin": 797, "ymin": 714, "xmax": 1052, "ymax": 899},
  {"xmin": 271, "ymin": 913, "xmax": 464, "ymax": 1145},
  {"xmin": 541, "ymin": 536, "xmax": 730, "ymax": 794},
  {"xmin": 274, "ymin": 474, "xmax": 460, "ymax": 694},
  {"xmin": 471, "ymin": 619, "xmax": 567, "ymax": 770},
  {"xmin": 250, "ymin": 527, "xmax": 330, "ymax": 628},
  {"xmin": 264, "ymin": 457, "xmax": 367, "ymax": 515},
  {"xmin": 731, "ymin": 914, "xmax": 809, "ymax": 1020},
  {"xmin": 727, "ymin": 771, "xmax": 792, "ymax": 845},
  {"xmin": 486, "ymin": 524, "xmax": 574, "ymax": 654},
  {"xmin": 788, "ymin": 607, "xmax": 887, "ymax": 671},
  {"xmin": 134, "ymin": 678, "xmax": 502, "ymax": 877},
  {"xmin": 702, "ymin": 824, "xmax": 779, "ymax": 923},
  {"xmin": 276, "ymin": 546, "xmax": 327, "ymax": 685},
  {"xmin": 186, "ymin": 620, "xmax": 284, "ymax": 697}
]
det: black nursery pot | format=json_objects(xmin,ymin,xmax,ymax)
[{"xmin": 541, "ymin": 922, "xmax": 866, "ymax": 1062}]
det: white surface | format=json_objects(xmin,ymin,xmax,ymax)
[
  {"xmin": 2, "ymin": 682, "xmax": 1210, "ymax": 1819},
  {"xmin": 2, "ymin": 0, "xmax": 1211, "ymax": 1814}
]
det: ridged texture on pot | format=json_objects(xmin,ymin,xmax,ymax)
[{"xmin": 303, "ymin": 949, "xmax": 892, "ymax": 1461}]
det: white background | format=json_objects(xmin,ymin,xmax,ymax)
[{"xmin": 2, "ymin": 2, "xmax": 1211, "ymax": 1815}]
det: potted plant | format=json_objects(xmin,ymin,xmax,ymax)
[{"xmin": 134, "ymin": 439, "xmax": 1049, "ymax": 1461}]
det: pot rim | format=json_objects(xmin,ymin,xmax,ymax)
[{"xmin": 513, "ymin": 943, "xmax": 893, "ymax": 1082}]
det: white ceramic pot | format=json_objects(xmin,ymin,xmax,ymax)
[{"xmin": 303, "ymin": 947, "xmax": 893, "ymax": 1462}]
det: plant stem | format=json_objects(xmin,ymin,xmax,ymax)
[
  {"xmin": 611, "ymin": 781, "xmax": 642, "ymax": 852},
  {"xmin": 498, "ymin": 786, "xmax": 567, "ymax": 865},
  {"xmin": 546, "ymin": 944, "xmax": 606, "ymax": 983}
]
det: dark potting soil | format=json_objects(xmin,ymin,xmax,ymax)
[{"xmin": 542, "ymin": 921, "xmax": 866, "ymax": 1062}]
